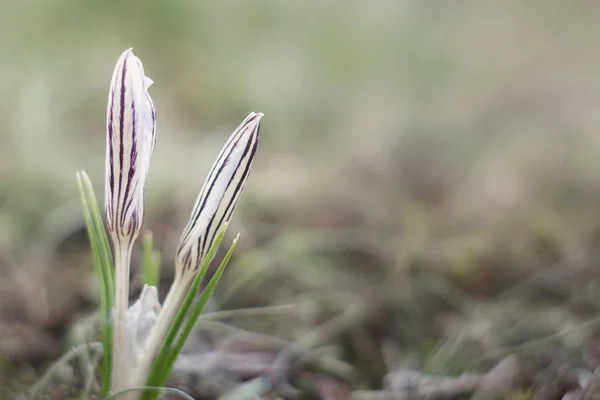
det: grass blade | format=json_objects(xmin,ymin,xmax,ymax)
[
  {"xmin": 142, "ymin": 231, "xmax": 161, "ymax": 288},
  {"xmin": 141, "ymin": 226, "xmax": 231, "ymax": 400},
  {"xmin": 77, "ymin": 171, "xmax": 114, "ymax": 395},
  {"xmin": 79, "ymin": 172, "xmax": 115, "ymax": 294},
  {"xmin": 151, "ymin": 235, "xmax": 239, "ymax": 396}
]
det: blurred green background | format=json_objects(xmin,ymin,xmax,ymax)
[{"xmin": 4, "ymin": 0, "xmax": 600, "ymax": 397}]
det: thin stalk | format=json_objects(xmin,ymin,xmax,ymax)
[{"xmin": 111, "ymin": 241, "xmax": 133, "ymax": 393}]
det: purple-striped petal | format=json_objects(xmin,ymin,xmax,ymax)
[
  {"xmin": 176, "ymin": 112, "xmax": 262, "ymax": 276},
  {"xmin": 105, "ymin": 49, "xmax": 156, "ymax": 243}
]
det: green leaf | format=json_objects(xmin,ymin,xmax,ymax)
[
  {"xmin": 76, "ymin": 171, "xmax": 114, "ymax": 395},
  {"xmin": 142, "ymin": 226, "xmax": 234, "ymax": 400},
  {"xmin": 158, "ymin": 235, "xmax": 239, "ymax": 386},
  {"xmin": 142, "ymin": 231, "xmax": 161, "ymax": 288},
  {"xmin": 78, "ymin": 172, "xmax": 115, "ymax": 296}
]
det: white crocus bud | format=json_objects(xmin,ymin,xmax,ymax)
[
  {"xmin": 105, "ymin": 48, "xmax": 156, "ymax": 393},
  {"xmin": 175, "ymin": 111, "xmax": 262, "ymax": 280},
  {"xmin": 132, "ymin": 112, "xmax": 262, "ymax": 389},
  {"xmin": 105, "ymin": 48, "xmax": 156, "ymax": 243}
]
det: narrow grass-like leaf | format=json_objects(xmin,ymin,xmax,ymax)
[
  {"xmin": 140, "ymin": 226, "xmax": 229, "ymax": 400},
  {"xmin": 77, "ymin": 172, "xmax": 114, "ymax": 395},
  {"xmin": 79, "ymin": 172, "xmax": 115, "ymax": 296},
  {"xmin": 142, "ymin": 231, "xmax": 161, "ymax": 288},
  {"xmin": 157, "ymin": 235, "xmax": 239, "ymax": 388},
  {"xmin": 77, "ymin": 173, "xmax": 112, "ymax": 395}
]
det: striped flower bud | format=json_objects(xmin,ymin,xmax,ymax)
[
  {"xmin": 175, "ymin": 112, "xmax": 262, "ymax": 279},
  {"xmin": 104, "ymin": 48, "xmax": 156, "ymax": 393},
  {"xmin": 105, "ymin": 48, "xmax": 156, "ymax": 244},
  {"xmin": 130, "ymin": 113, "xmax": 262, "ymax": 389}
]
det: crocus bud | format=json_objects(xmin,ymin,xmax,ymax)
[
  {"xmin": 129, "ymin": 113, "xmax": 262, "ymax": 390},
  {"xmin": 176, "ymin": 112, "xmax": 262, "ymax": 279},
  {"xmin": 105, "ymin": 48, "xmax": 156, "ymax": 244},
  {"xmin": 105, "ymin": 48, "xmax": 156, "ymax": 393}
]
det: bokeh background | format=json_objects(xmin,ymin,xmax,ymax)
[{"xmin": 3, "ymin": 1, "xmax": 600, "ymax": 398}]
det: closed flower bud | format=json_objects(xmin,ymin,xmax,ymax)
[
  {"xmin": 105, "ymin": 48, "xmax": 156, "ymax": 244},
  {"xmin": 175, "ymin": 112, "xmax": 262, "ymax": 279},
  {"xmin": 105, "ymin": 48, "xmax": 156, "ymax": 393},
  {"xmin": 130, "ymin": 113, "xmax": 262, "ymax": 390}
]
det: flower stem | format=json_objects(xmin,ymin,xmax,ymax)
[{"xmin": 111, "ymin": 241, "xmax": 132, "ymax": 393}]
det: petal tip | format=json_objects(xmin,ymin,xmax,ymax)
[{"xmin": 144, "ymin": 76, "xmax": 154, "ymax": 88}]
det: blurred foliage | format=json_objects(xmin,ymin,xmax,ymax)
[
  {"xmin": 4, "ymin": 1, "xmax": 600, "ymax": 397},
  {"xmin": 1, "ymin": 0, "xmax": 600, "ymax": 250}
]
